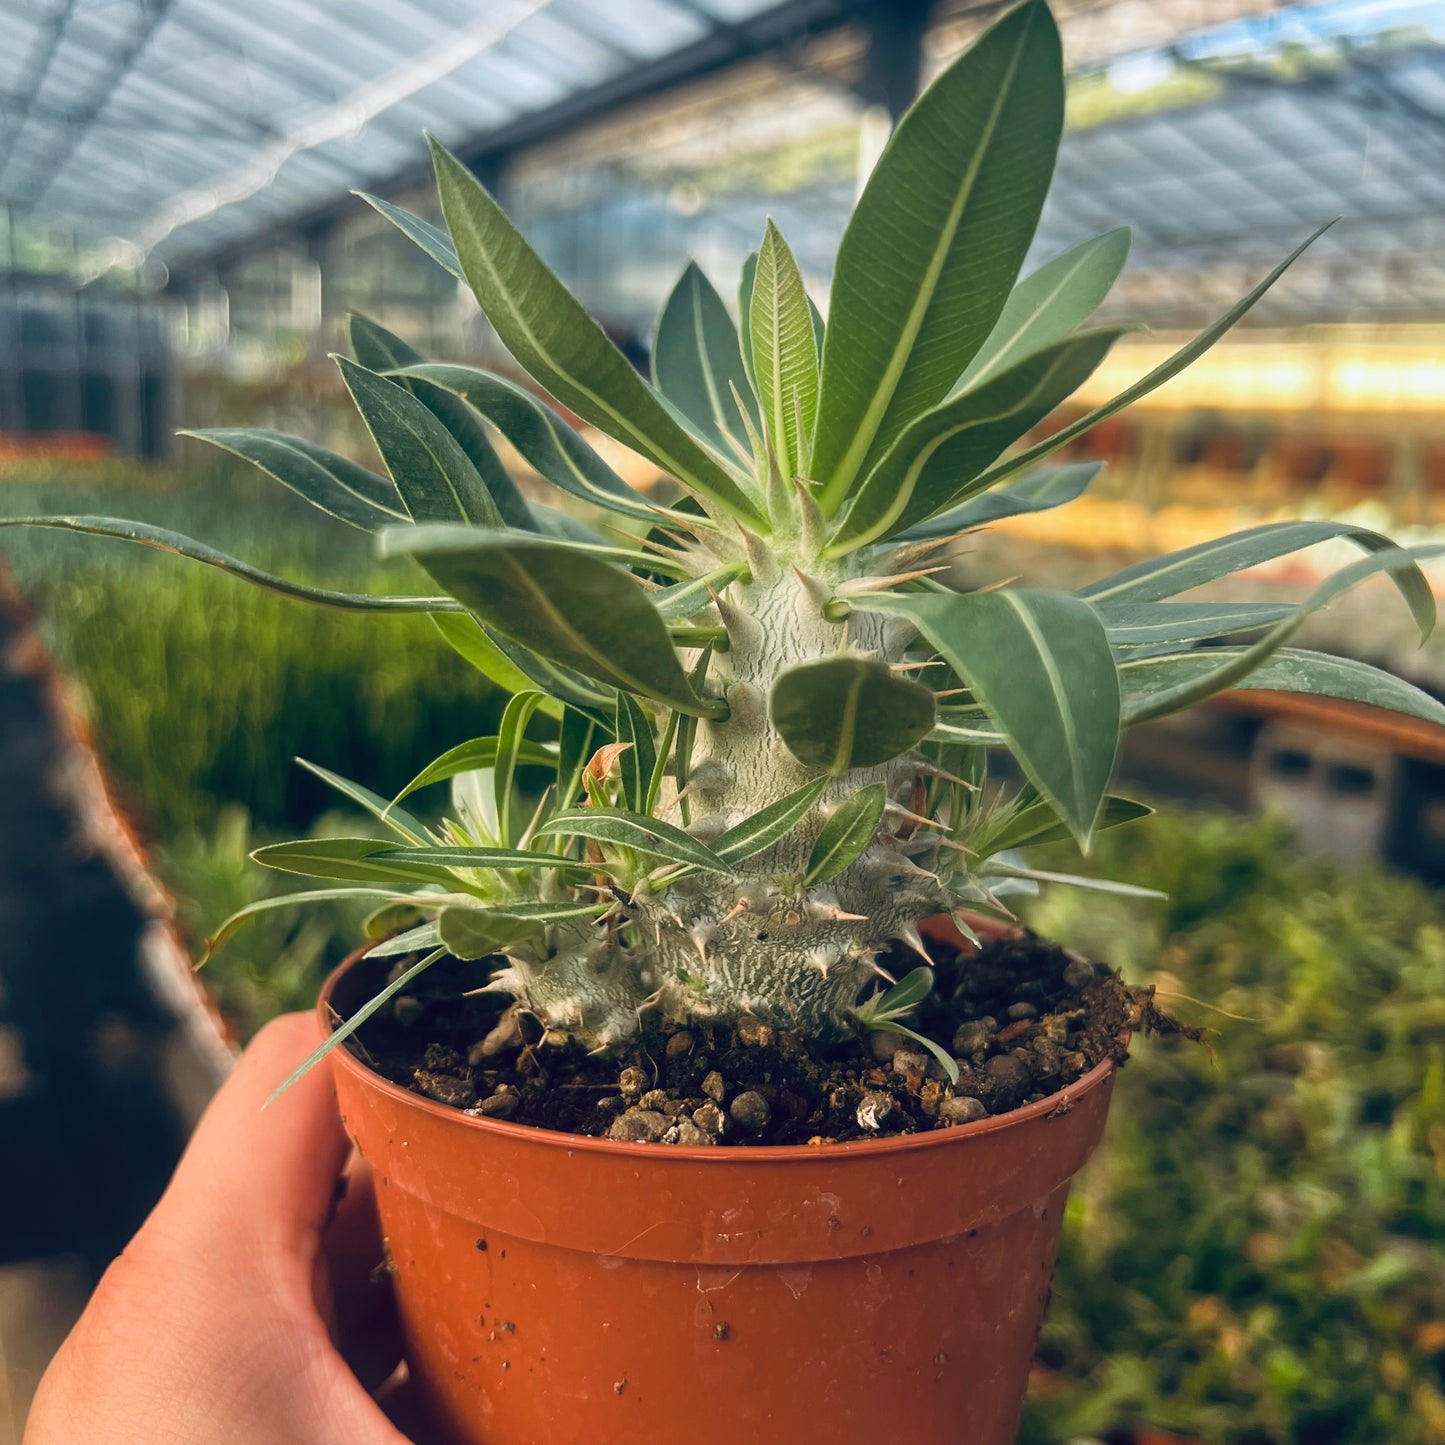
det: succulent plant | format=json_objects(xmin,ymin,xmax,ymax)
[{"xmin": 10, "ymin": 0, "xmax": 1443, "ymax": 1087}]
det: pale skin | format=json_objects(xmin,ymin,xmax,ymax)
[{"xmin": 24, "ymin": 1014, "xmax": 423, "ymax": 1445}]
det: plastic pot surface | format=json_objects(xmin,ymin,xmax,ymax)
[{"xmin": 322, "ymin": 940, "xmax": 1117, "ymax": 1445}]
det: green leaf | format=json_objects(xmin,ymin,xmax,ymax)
[
  {"xmin": 1080, "ymin": 519, "xmax": 1435, "ymax": 641},
  {"xmin": 713, "ymin": 778, "xmax": 828, "ymax": 866},
  {"xmin": 1121, "ymin": 647, "xmax": 1445, "ymax": 730},
  {"xmin": 615, "ymin": 693, "xmax": 657, "ymax": 814},
  {"xmin": 653, "ymin": 261, "xmax": 760, "ymax": 457},
  {"xmin": 386, "ymin": 362, "xmax": 670, "ymax": 525},
  {"xmin": 439, "ymin": 900, "xmax": 607, "ymax": 960},
  {"xmin": 981, "ymin": 859, "xmax": 1165, "ymax": 899},
  {"xmin": 804, "ymin": 783, "xmax": 887, "ymax": 885},
  {"xmin": 335, "ymin": 356, "xmax": 501, "ymax": 527},
  {"xmin": 180, "ymin": 427, "xmax": 404, "ymax": 531},
  {"xmin": 813, "ymin": 0, "xmax": 1063, "ymax": 509},
  {"xmin": 749, "ymin": 221, "xmax": 818, "ymax": 479},
  {"xmin": 1098, "ymin": 600, "xmax": 1297, "ymax": 647},
  {"xmin": 950, "ymin": 228, "xmax": 1131, "ymax": 395},
  {"xmin": 0, "ymin": 516, "xmax": 461, "ymax": 612},
  {"xmin": 203, "ymin": 886, "xmax": 426, "ymax": 962},
  {"xmin": 394, "ymin": 735, "xmax": 557, "ymax": 806},
  {"xmin": 857, "ymin": 1018, "xmax": 959, "ymax": 1085},
  {"xmin": 829, "ymin": 329, "xmax": 1121, "ymax": 552},
  {"xmin": 865, "ymin": 589, "xmax": 1120, "ymax": 846},
  {"xmin": 252, "ymin": 837, "xmax": 560, "ymax": 892},
  {"xmin": 967, "ymin": 222, "xmax": 1334, "ymax": 495},
  {"xmin": 738, "ymin": 250, "xmax": 759, "ymax": 394},
  {"xmin": 295, "ymin": 757, "xmax": 429, "ymax": 845},
  {"xmin": 367, "ymin": 921, "xmax": 443, "ymax": 958},
  {"xmin": 536, "ymin": 807, "xmax": 731, "ymax": 875},
  {"xmin": 429, "ymin": 140, "xmax": 766, "ymax": 529},
  {"xmin": 348, "ymin": 315, "xmax": 535, "ymax": 532},
  {"xmin": 557, "ymin": 708, "xmax": 599, "ymax": 813},
  {"xmin": 891, "ymin": 461, "xmax": 1103, "ymax": 542},
  {"xmin": 862, "ymin": 964, "xmax": 935, "ymax": 1018},
  {"xmin": 384, "ymin": 527, "xmax": 714, "ymax": 717},
  {"xmin": 427, "ymin": 613, "xmax": 565, "ymax": 718},
  {"xmin": 770, "ymin": 658, "xmax": 936, "ymax": 775},
  {"xmin": 358, "ymin": 193, "xmax": 463, "ymax": 278},
  {"xmin": 970, "ymin": 792, "xmax": 1152, "ymax": 858},
  {"xmin": 652, "ymin": 563, "xmax": 748, "ymax": 623},
  {"xmin": 494, "ymin": 691, "xmax": 547, "ymax": 845},
  {"xmin": 267, "ymin": 949, "xmax": 444, "ymax": 1106},
  {"xmin": 1120, "ymin": 545, "xmax": 1445, "ymax": 726}
]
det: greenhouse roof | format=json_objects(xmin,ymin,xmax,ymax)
[{"xmin": 0, "ymin": 0, "xmax": 854, "ymax": 273}]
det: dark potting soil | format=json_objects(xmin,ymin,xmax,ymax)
[{"xmin": 342, "ymin": 931, "xmax": 1196, "ymax": 1147}]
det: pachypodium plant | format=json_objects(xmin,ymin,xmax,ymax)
[{"xmin": 11, "ymin": 0, "xmax": 1444, "ymax": 1088}]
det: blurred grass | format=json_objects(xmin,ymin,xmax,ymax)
[{"xmin": 1019, "ymin": 810, "xmax": 1445, "ymax": 1445}]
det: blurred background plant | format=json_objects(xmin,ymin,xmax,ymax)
[{"xmin": 1018, "ymin": 811, "xmax": 1445, "ymax": 1445}]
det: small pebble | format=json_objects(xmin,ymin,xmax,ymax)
[
  {"xmin": 392, "ymin": 995, "xmax": 424, "ymax": 1027},
  {"xmin": 666, "ymin": 1030, "xmax": 695, "ymax": 1060},
  {"xmin": 471, "ymin": 1087, "xmax": 520, "ymax": 1120},
  {"xmin": 638, "ymin": 1089, "xmax": 670, "ymax": 1111},
  {"xmin": 594, "ymin": 1095, "xmax": 627, "ymax": 1117},
  {"xmin": 856, "ymin": 1091, "xmax": 896, "ymax": 1132},
  {"xmin": 951, "ymin": 1020, "xmax": 992, "ymax": 1055},
  {"xmin": 1031, "ymin": 1039, "xmax": 1063, "ymax": 1075},
  {"xmin": 729, "ymin": 1090, "xmax": 772, "ymax": 1131},
  {"xmin": 892, "ymin": 1049, "xmax": 929, "ymax": 1078},
  {"xmin": 693, "ymin": 1102, "xmax": 727, "ymax": 1135},
  {"xmin": 1062, "ymin": 1050, "xmax": 1088, "ymax": 1075},
  {"xmin": 701, "ymin": 1070, "xmax": 727, "ymax": 1103},
  {"xmin": 938, "ymin": 1096, "xmax": 987, "ymax": 1126},
  {"xmin": 1005, "ymin": 1001, "xmax": 1038, "ymax": 1021},
  {"xmin": 413, "ymin": 1071, "xmax": 476, "ymax": 1109},
  {"xmin": 607, "ymin": 1110, "xmax": 670, "ymax": 1143},
  {"xmin": 618, "ymin": 1066, "xmax": 648, "ymax": 1098},
  {"xmin": 869, "ymin": 1031, "xmax": 901, "ymax": 1063},
  {"xmin": 986, "ymin": 1053, "xmax": 1031, "ymax": 1087},
  {"xmin": 736, "ymin": 1017, "xmax": 775, "ymax": 1049},
  {"xmin": 670, "ymin": 1120, "xmax": 715, "ymax": 1147},
  {"xmin": 661, "ymin": 1098, "xmax": 688, "ymax": 1118},
  {"xmin": 1062, "ymin": 953, "xmax": 1097, "ymax": 990}
]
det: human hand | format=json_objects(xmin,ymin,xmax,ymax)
[{"xmin": 25, "ymin": 1013, "xmax": 416, "ymax": 1444}]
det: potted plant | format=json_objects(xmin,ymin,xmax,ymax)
[{"xmin": 9, "ymin": 2, "xmax": 1443, "ymax": 1441}]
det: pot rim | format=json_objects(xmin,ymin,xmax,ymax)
[{"xmin": 319, "ymin": 951, "xmax": 1117, "ymax": 1166}]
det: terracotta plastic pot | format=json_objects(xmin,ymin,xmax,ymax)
[{"xmin": 322, "ymin": 945, "xmax": 1116, "ymax": 1445}]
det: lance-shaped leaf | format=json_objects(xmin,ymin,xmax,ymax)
[
  {"xmin": 1098, "ymin": 600, "xmax": 1296, "ymax": 647},
  {"xmin": 654, "ymin": 261, "xmax": 760, "ymax": 457},
  {"xmin": 714, "ymin": 778, "xmax": 828, "ymax": 866},
  {"xmin": 336, "ymin": 357, "xmax": 501, "ymax": 527},
  {"xmin": 429, "ymin": 614, "xmax": 567, "ymax": 718},
  {"xmin": 1122, "ymin": 545, "xmax": 1444, "ymax": 726},
  {"xmin": 804, "ymin": 783, "xmax": 887, "ymax": 885},
  {"xmin": 738, "ymin": 250, "xmax": 759, "ymax": 393},
  {"xmin": 252, "ymin": 837, "xmax": 577, "ymax": 891},
  {"xmin": 950, "ymin": 228, "xmax": 1131, "ymax": 396},
  {"xmin": 383, "ymin": 527, "xmax": 717, "ymax": 718},
  {"xmin": 865, "ymin": 589, "xmax": 1120, "ymax": 845},
  {"xmin": 979, "ymin": 859, "xmax": 1165, "ymax": 899},
  {"xmin": 969, "ymin": 793, "xmax": 1152, "ymax": 860},
  {"xmin": 0, "ymin": 517, "xmax": 462, "ymax": 613},
  {"xmin": 813, "ymin": 0, "xmax": 1063, "ymax": 509},
  {"xmin": 359, "ymin": 193, "xmax": 463, "ymax": 279},
  {"xmin": 557, "ymin": 708, "xmax": 600, "ymax": 812},
  {"xmin": 180, "ymin": 427, "xmax": 405, "ymax": 531},
  {"xmin": 891, "ymin": 461, "xmax": 1104, "ymax": 542},
  {"xmin": 830, "ymin": 328, "xmax": 1121, "ymax": 553},
  {"xmin": 536, "ymin": 807, "xmax": 731, "ymax": 875},
  {"xmin": 268, "ymin": 949, "xmax": 445, "ymax": 1105},
  {"xmin": 1080, "ymin": 519, "xmax": 1435, "ymax": 640},
  {"xmin": 367, "ymin": 921, "xmax": 443, "ymax": 958},
  {"xmin": 386, "ymin": 362, "xmax": 671, "ymax": 525},
  {"xmin": 749, "ymin": 221, "xmax": 818, "ymax": 479},
  {"xmin": 394, "ymin": 734, "xmax": 557, "ymax": 806},
  {"xmin": 204, "ymin": 886, "xmax": 435, "ymax": 962},
  {"xmin": 494, "ymin": 691, "xmax": 547, "ymax": 845},
  {"xmin": 1120, "ymin": 646, "xmax": 1445, "ymax": 728},
  {"xmin": 770, "ymin": 658, "xmax": 936, "ymax": 775},
  {"xmin": 968, "ymin": 222, "xmax": 1333, "ymax": 495},
  {"xmin": 297, "ymin": 758, "xmax": 428, "ymax": 844},
  {"xmin": 439, "ymin": 900, "xmax": 607, "ymax": 960},
  {"xmin": 429, "ymin": 140, "xmax": 766, "ymax": 530},
  {"xmin": 615, "ymin": 693, "xmax": 657, "ymax": 814},
  {"xmin": 652, "ymin": 563, "xmax": 748, "ymax": 623},
  {"xmin": 349, "ymin": 315, "xmax": 535, "ymax": 531}
]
